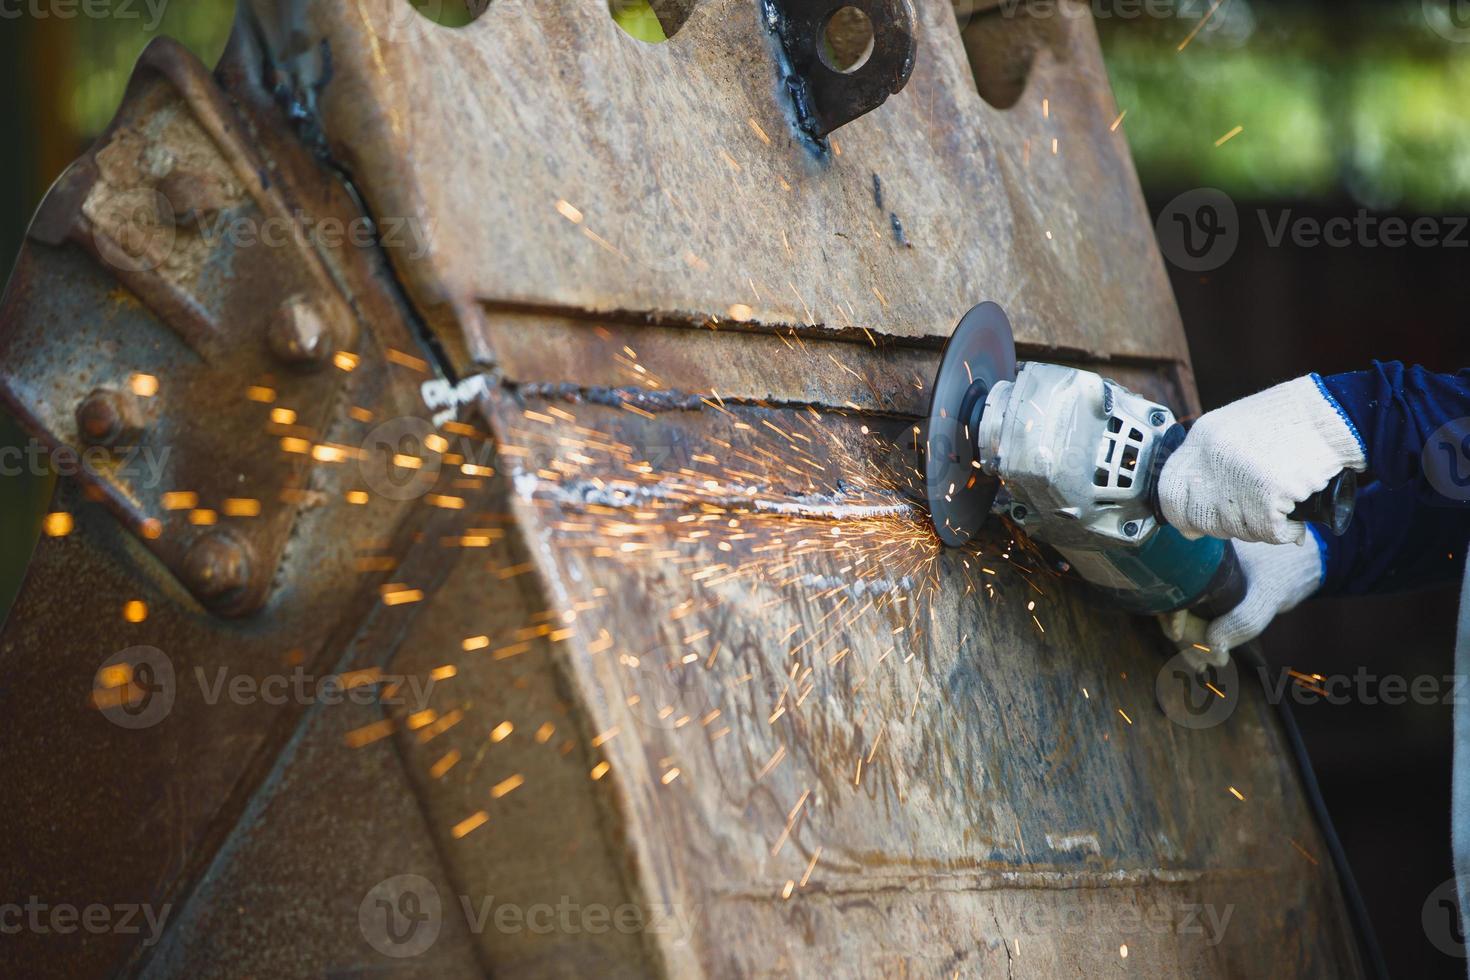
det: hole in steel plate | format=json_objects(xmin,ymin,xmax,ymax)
[
  {"xmin": 609, "ymin": 0, "xmax": 696, "ymax": 42},
  {"xmin": 399, "ymin": 0, "xmax": 491, "ymax": 29},
  {"xmin": 821, "ymin": 5, "xmax": 876, "ymax": 73},
  {"xmin": 951, "ymin": 0, "xmax": 1072, "ymax": 110}
]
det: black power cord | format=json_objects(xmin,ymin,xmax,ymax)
[{"xmin": 1237, "ymin": 640, "xmax": 1391, "ymax": 980}]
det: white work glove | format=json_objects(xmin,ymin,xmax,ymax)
[
  {"xmin": 1205, "ymin": 536, "xmax": 1325, "ymax": 654},
  {"xmin": 1160, "ymin": 535, "xmax": 1325, "ymax": 660},
  {"xmin": 1158, "ymin": 376, "xmax": 1365, "ymax": 545}
]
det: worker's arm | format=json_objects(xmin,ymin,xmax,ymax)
[
  {"xmin": 1164, "ymin": 360, "xmax": 1470, "ymax": 653},
  {"xmin": 1313, "ymin": 361, "xmax": 1470, "ymax": 594}
]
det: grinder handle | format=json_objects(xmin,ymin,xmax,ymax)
[
  {"xmin": 1288, "ymin": 470, "xmax": 1358, "ymax": 537},
  {"xmin": 1189, "ymin": 541, "xmax": 1248, "ymax": 621},
  {"xmin": 1149, "ymin": 424, "xmax": 1358, "ymax": 538}
]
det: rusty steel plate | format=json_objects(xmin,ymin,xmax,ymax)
[{"xmin": 243, "ymin": 0, "xmax": 1187, "ymax": 364}]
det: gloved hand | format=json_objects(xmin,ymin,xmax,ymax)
[
  {"xmin": 1157, "ymin": 376, "xmax": 1366, "ymax": 544},
  {"xmin": 1160, "ymin": 534, "xmax": 1325, "ymax": 660},
  {"xmin": 1206, "ymin": 535, "xmax": 1325, "ymax": 654}
]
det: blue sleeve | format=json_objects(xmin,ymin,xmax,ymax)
[{"xmin": 1311, "ymin": 361, "xmax": 1470, "ymax": 596}]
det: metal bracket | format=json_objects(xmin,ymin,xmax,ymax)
[
  {"xmin": 0, "ymin": 38, "xmax": 430, "ymax": 617},
  {"xmin": 766, "ymin": 0, "xmax": 918, "ymax": 138}
]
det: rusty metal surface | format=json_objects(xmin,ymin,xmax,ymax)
[
  {"xmin": 377, "ymin": 475, "xmax": 664, "ymax": 978},
  {"xmin": 135, "ymin": 494, "xmax": 498, "ymax": 980},
  {"xmin": 244, "ymin": 0, "xmax": 1186, "ymax": 365},
  {"xmin": 453, "ymin": 381, "xmax": 1362, "ymax": 977},
  {"xmin": 0, "ymin": 33, "xmax": 479, "ymax": 979},
  {"xmin": 0, "ymin": 39, "xmax": 381, "ymax": 616},
  {"xmin": 0, "ymin": 3, "xmax": 1357, "ymax": 978}
]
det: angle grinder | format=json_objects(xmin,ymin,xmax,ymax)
[{"xmin": 922, "ymin": 302, "xmax": 1356, "ymax": 667}]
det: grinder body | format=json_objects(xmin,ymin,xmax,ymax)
[
  {"xmin": 924, "ymin": 303, "xmax": 1353, "ymax": 664},
  {"xmin": 975, "ymin": 362, "xmax": 1242, "ymax": 617}
]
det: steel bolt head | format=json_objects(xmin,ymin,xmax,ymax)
[
  {"xmin": 267, "ymin": 298, "xmax": 333, "ymax": 368},
  {"xmin": 157, "ymin": 169, "xmax": 231, "ymax": 225},
  {"xmin": 1123, "ymin": 521, "xmax": 1140, "ymax": 537},
  {"xmin": 182, "ymin": 530, "xmax": 253, "ymax": 605},
  {"xmin": 76, "ymin": 388, "xmax": 144, "ymax": 447},
  {"xmin": 1148, "ymin": 409, "xmax": 1168, "ymax": 427}
]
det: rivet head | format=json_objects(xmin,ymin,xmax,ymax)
[
  {"xmin": 182, "ymin": 530, "xmax": 253, "ymax": 609},
  {"xmin": 267, "ymin": 298, "xmax": 334, "ymax": 368},
  {"xmin": 76, "ymin": 388, "xmax": 144, "ymax": 448}
]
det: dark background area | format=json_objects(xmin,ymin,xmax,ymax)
[
  {"xmin": 3, "ymin": 0, "xmax": 1469, "ymax": 975},
  {"xmin": 1165, "ymin": 198, "xmax": 1469, "ymax": 978},
  {"xmin": 1116, "ymin": 3, "xmax": 1470, "ymax": 971}
]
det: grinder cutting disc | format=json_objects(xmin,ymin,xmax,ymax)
[{"xmin": 923, "ymin": 302, "xmax": 1016, "ymax": 547}]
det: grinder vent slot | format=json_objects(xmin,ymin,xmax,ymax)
[{"xmin": 1094, "ymin": 415, "xmax": 1147, "ymax": 493}]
